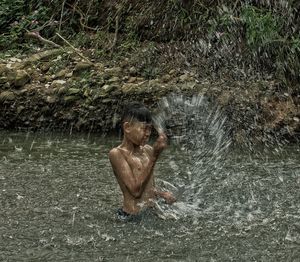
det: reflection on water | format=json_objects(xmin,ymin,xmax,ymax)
[{"xmin": 0, "ymin": 130, "xmax": 299, "ymax": 261}]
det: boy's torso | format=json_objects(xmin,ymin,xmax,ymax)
[{"xmin": 117, "ymin": 146, "xmax": 155, "ymax": 214}]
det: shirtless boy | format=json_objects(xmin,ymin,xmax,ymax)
[{"xmin": 109, "ymin": 102, "xmax": 176, "ymax": 221}]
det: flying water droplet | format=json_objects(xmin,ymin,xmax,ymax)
[{"xmin": 153, "ymin": 93, "xmax": 232, "ymax": 218}]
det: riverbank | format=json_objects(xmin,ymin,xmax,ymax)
[{"xmin": 0, "ymin": 46, "xmax": 299, "ymax": 145}]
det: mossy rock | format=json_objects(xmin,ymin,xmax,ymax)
[
  {"xmin": 107, "ymin": 76, "xmax": 120, "ymax": 83},
  {"xmin": 0, "ymin": 76, "xmax": 8, "ymax": 85},
  {"xmin": 55, "ymin": 86, "xmax": 68, "ymax": 96},
  {"xmin": 63, "ymin": 95, "xmax": 81, "ymax": 103},
  {"xmin": 17, "ymin": 105, "xmax": 25, "ymax": 114},
  {"xmin": 14, "ymin": 70, "xmax": 30, "ymax": 87},
  {"xmin": 24, "ymin": 49, "xmax": 64, "ymax": 65},
  {"xmin": 0, "ymin": 64, "xmax": 9, "ymax": 75},
  {"xmin": 51, "ymin": 80, "xmax": 67, "ymax": 89},
  {"xmin": 66, "ymin": 88, "xmax": 81, "ymax": 95},
  {"xmin": 104, "ymin": 67, "xmax": 122, "ymax": 77},
  {"xmin": 46, "ymin": 95, "xmax": 58, "ymax": 104},
  {"xmin": 74, "ymin": 62, "xmax": 93, "ymax": 72},
  {"xmin": 0, "ymin": 91, "xmax": 16, "ymax": 101},
  {"xmin": 102, "ymin": 84, "xmax": 118, "ymax": 93},
  {"xmin": 121, "ymin": 83, "xmax": 136, "ymax": 94},
  {"xmin": 55, "ymin": 69, "xmax": 69, "ymax": 78}
]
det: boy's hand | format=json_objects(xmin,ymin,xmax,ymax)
[
  {"xmin": 153, "ymin": 130, "xmax": 168, "ymax": 155},
  {"xmin": 161, "ymin": 191, "xmax": 176, "ymax": 205}
]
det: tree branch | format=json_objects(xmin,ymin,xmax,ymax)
[
  {"xmin": 58, "ymin": 0, "xmax": 67, "ymax": 33},
  {"xmin": 55, "ymin": 33, "xmax": 93, "ymax": 64},
  {"xmin": 25, "ymin": 31, "xmax": 62, "ymax": 48}
]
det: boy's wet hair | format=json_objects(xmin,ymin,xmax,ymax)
[{"xmin": 121, "ymin": 102, "xmax": 152, "ymax": 124}]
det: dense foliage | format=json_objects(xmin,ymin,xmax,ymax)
[{"xmin": 1, "ymin": 0, "xmax": 300, "ymax": 84}]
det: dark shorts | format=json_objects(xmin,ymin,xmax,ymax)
[{"xmin": 116, "ymin": 208, "xmax": 140, "ymax": 222}]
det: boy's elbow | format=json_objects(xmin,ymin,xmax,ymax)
[
  {"xmin": 131, "ymin": 186, "xmax": 142, "ymax": 198},
  {"xmin": 132, "ymin": 191, "xmax": 142, "ymax": 199},
  {"xmin": 132, "ymin": 192, "xmax": 141, "ymax": 198}
]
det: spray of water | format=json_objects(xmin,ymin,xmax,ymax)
[{"xmin": 152, "ymin": 93, "xmax": 232, "ymax": 219}]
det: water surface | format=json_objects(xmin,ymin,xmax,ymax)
[{"xmin": 0, "ymin": 131, "xmax": 299, "ymax": 261}]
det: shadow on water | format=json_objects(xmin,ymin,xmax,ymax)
[{"xmin": 0, "ymin": 94, "xmax": 299, "ymax": 261}]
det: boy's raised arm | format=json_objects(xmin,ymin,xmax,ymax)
[
  {"xmin": 152, "ymin": 131, "xmax": 168, "ymax": 159},
  {"xmin": 151, "ymin": 131, "xmax": 176, "ymax": 204}
]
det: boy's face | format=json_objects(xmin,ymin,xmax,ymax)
[{"xmin": 124, "ymin": 120, "xmax": 152, "ymax": 146}]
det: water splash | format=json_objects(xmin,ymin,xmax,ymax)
[
  {"xmin": 153, "ymin": 93, "xmax": 232, "ymax": 218},
  {"xmin": 152, "ymin": 93, "xmax": 299, "ymax": 239}
]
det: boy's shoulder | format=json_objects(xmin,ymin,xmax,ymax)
[{"xmin": 109, "ymin": 146, "xmax": 122, "ymax": 158}]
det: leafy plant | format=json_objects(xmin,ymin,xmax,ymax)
[
  {"xmin": 0, "ymin": 0, "xmax": 25, "ymax": 30},
  {"xmin": 0, "ymin": 0, "xmax": 53, "ymax": 49},
  {"xmin": 241, "ymin": 5, "xmax": 281, "ymax": 48}
]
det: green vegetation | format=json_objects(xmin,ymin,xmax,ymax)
[
  {"xmin": 1, "ymin": 0, "xmax": 300, "ymax": 84},
  {"xmin": 241, "ymin": 5, "xmax": 281, "ymax": 48}
]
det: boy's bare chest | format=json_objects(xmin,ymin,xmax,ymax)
[{"xmin": 130, "ymin": 153, "xmax": 150, "ymax": 174}]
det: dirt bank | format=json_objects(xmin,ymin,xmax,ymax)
[{"xmin": 0, "ymin": 48, "xmax": 299, "ymax": 145}]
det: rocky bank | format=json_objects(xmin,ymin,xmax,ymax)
[{"xmin": 0, "ymin": 48, "xmax": 299, "ymax": 145}]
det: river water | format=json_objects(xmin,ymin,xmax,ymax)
[{"xmin": 0, "ymin": 130, "xmax": 299, "ymax": 261}]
